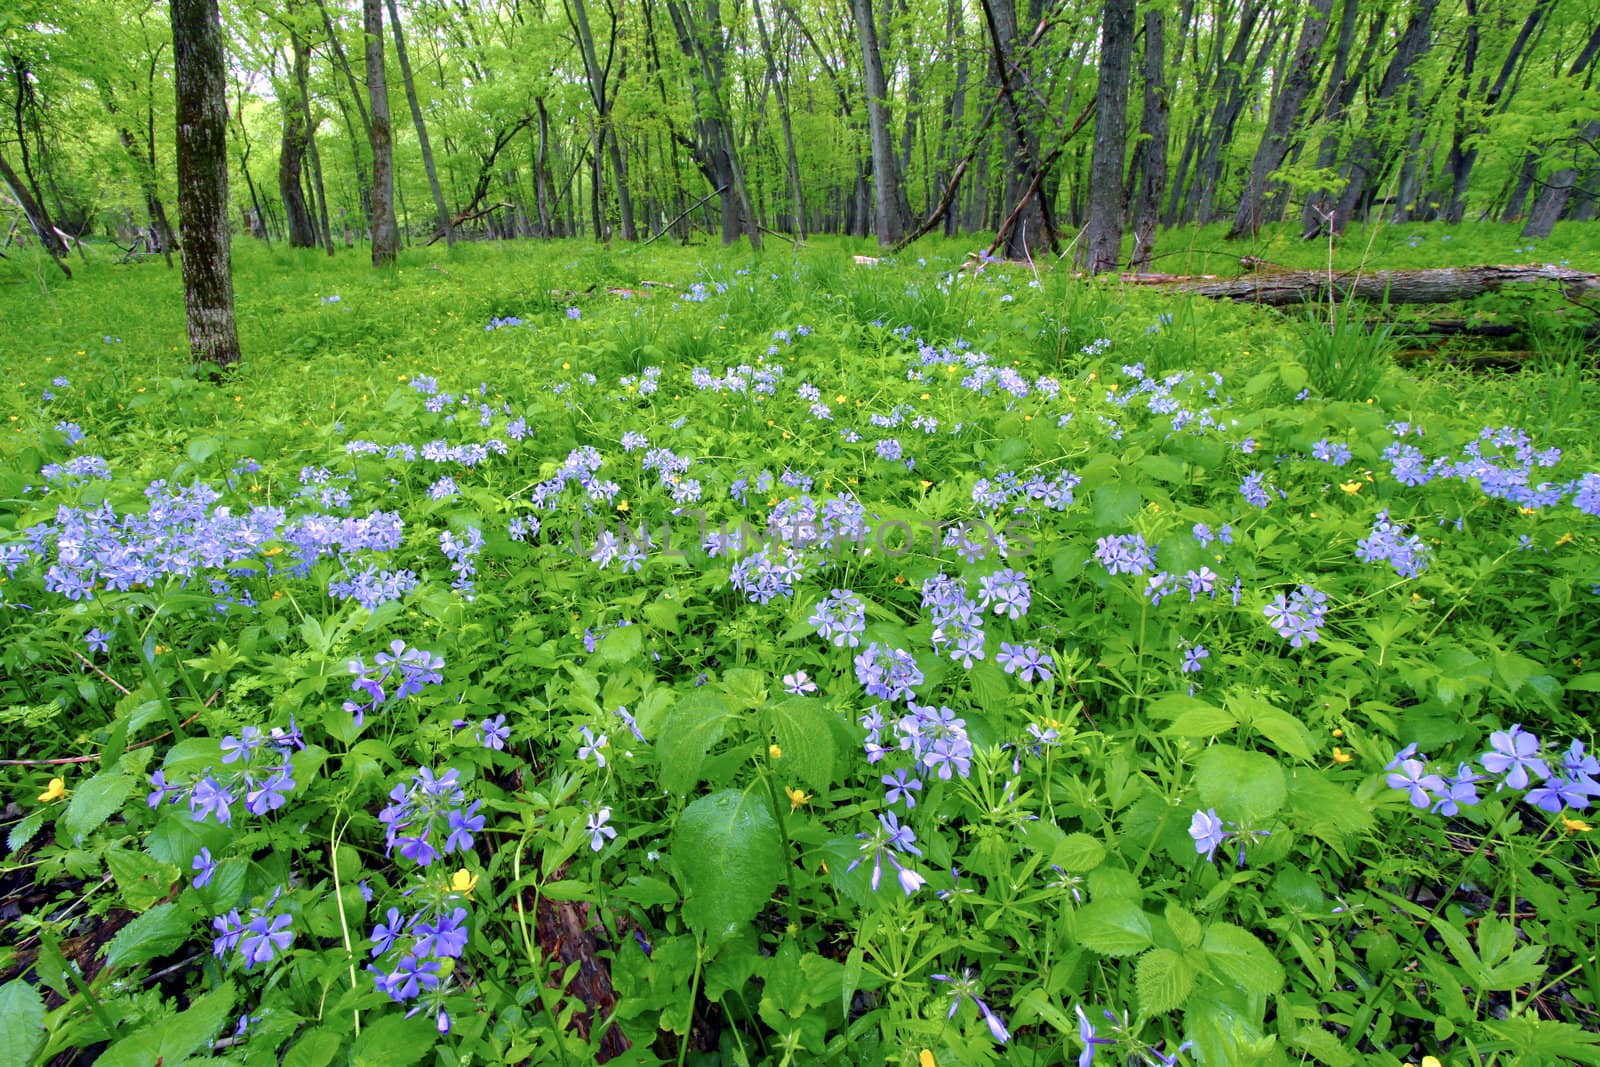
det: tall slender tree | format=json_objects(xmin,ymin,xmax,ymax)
[
  {"xmin": 386, "ymin": 0, "xmax": 452, "ymax": 245},
  {"xmin": 853, "ymin": 0, "xmax": 906, "ymax": 246},
  {"xmin": 1081, "ymin": 0, "xmax": 1134, "ymax": 273},
  {"xmin": 170, "ymin": 0, "xmax": 241, "ymax": 368},
  {"xmin": 364, "ymin": 0, "xmax": 399, "ymax": 265}
]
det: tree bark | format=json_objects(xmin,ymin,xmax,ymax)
[
  {"xmin": 170, "ymin": 0, "xmax": 241, "ymax": 369},
  {"xmin": 853, "ymin": 0, "xmax": 906, "ymax": 246},
  {"xmin": 280, "ymin": 32, "xmax": 318, "ymax": 247},
  {"xmin": 1301, "ymin": 1, "xmax": 1378, "ymax": 235},
  {"xmin": 0, "ymin": 148, "xmax": 70, "ymax": 275},
  {"xmin": 364, "ymin": 0, "xmax": 399, "ymax": 265},
  {"xmin": 1081, "ymin": 0, "xmax": 1134, "ymax": 273},
  {"xmin": 1127, "ymin": 6, "xmax": 1167, "ymax": 270},
  {"xmin": 1230, "ymin": 0, "xmax": 1332, "ymax": 239},
  {"xmin": 568, "ymin": 0, "xmax": 636, "ymax": 241},
  {"xmin": 751, "ymin": 0, "xmax": 806, "ymax": 238},
  {"xmin": 1522, "ymin": 119, "xmax": 1600, "ymax": 239}
]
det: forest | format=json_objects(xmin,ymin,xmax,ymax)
[{"xmin": 3, "ymin": 0, "xmax": 1598, "ymax": 274}]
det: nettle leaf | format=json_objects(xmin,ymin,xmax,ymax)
[
  {"xmin": 98, "ymin": 981, "xmax": 234, "ymax": 1067},
  {"xmin": 63, "ymin": 771, "xmax": 136, "ymax": 840},
  {"xmin": 7, "ymin": 809, "xmax": 45, "ymax": 854},
  {"xmin": 765, "ymin": 698, "xmax": 835, "ymax": 792},
  {"xmin": 105, "ymin": 847, "xmax": 180, "ymax": 911},
  {"xmin": 1194, "ymin": 744, "xmax": 1286, "ymax": 822},
  {"xmin": 1074, "ymin": 898, "xmax": 1153, "ymax": 956},
  {"xmin": 0, "ymin": 979, "xmax": 46, "ymax": 1067},
  {"xmin": 657, "ymin": 690, "xmax": 735, "ymax": 794},
  {"xmin": 1137, "ymin": 948, "xmax": 1194, "ymax": 1015},
  {"xmin": 1202, "ymin": 922, "xmax": 1285, "ymax": 996},
  {"xmin": 672, "ymin": 788, "xmax": 784, "ymax": 943},
  {"xmin": 1051, "ymin": 833, "xmax": 1106, "ymax": 872},
  {"xmin": 103, "ymin": 903, "xmax": 196, "ymax": 972},
  {"xmin": 349, "ymin": 1011, "xmax": 438, "ymax": 1067}
]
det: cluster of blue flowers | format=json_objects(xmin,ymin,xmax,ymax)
[
  {"xmin": 1387, "ymin": 726, "xmax": 1600, "ymax": 816},
  {"xmin": 368, "ymin": 895, "xmax": 471, "ymax": 1033},
  {"xmin": 345, "ymin": 641, "xmax": 446, "ymax": 726},
  {"xmin": 378, "ymin": 767, "xmax": 484, "ymax": 867},
  {"xmin": 148, "ymin": 720, "xmax": 304, "ymax": 825},
  {"xmin": 1354, "ymin": 511, "xmax": 1431, "ymax": 578},
  {"xmin": 1262, "ymin": 584, "xmax": 1329, "ymax": 647},
  {"xmin": 212, "ymin": 891, "xmax": 296, "ymax": 970}
]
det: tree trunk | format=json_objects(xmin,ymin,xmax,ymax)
[
  {"xmin": 1522, "ymin": 120, "xmax": 1600, "ymax": 239},
  {"xmin": 751, "ymin": 0, "xmax": 806, "ymax": 238},
  {"xmin": 0, "ymin": 149, "xmax": 70, "ymax": 275},
  {"xmin": 1333, "ymin": 0, "xmax": 1439, "ymax": 230},
  {"xmin": 1230, "ymin": 0, "xmax": 1332, "ymax": 239},
  {"xmin": 364, "ymin": 0, "xmax": 399, "ymax": 265},
  {"xmin": 1183, "ymin": 1, "xmax": 1272, "ymax": 225},
  {"xmin": 1081, "ymin": 0, "xmax": 1134, "ymax": 273},
  {"xmin": 1127, "ymin": 7, "xmax": 1167, "ymax": 269},
  {"xmin": 1301, "ymin": 0, "xmax": 1375, "ymax": 235},
  {"xmin": 1121, "ymin": 264, "xmax": 1600, "ymax": 305},
  {"xmin": 854, "ymin": 0, "xmax": 905, "ymax": 246},
  {"xmin": 170, "ymin": 0, "xmax": 241, "ymax": 368},
  {"xmin": 386, "ymin": 0, "xmax": 453, "ymax": 246},
  {"xmin": 280, "ymin": 32, "xmax": 318, "ymax": 247},
  {"xmin": 313, "ymin": 0, "xmax": 373, "ymax": 213}
]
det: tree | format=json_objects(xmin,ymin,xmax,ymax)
[
  {"xmin": 1081, "ymin": 0, "xmax": 1134, "ymax": 273},
  {"xmin": 363, "ymin": 0, "xmax": 398, "ymax": 265},
  {"xmin": 854, "ymin": 0, "xmax": 906, "ymax": 247},
  {"xmin": 386, "ymin": 0, "xmax": 452, "ymax": 245},
  {"xmin": 170, "ymin": 0, "xmax": 241, "ymax": 368}
]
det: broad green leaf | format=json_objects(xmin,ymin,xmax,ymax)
[
  {"xmin": 1136, "ymin": 948, "xmax": 1194, "ymax": 1015},
  {"xmin": 0, "ymin": 979, "xmax": 46, "ymax": 1067},
  {"xmin": 103, "ymin": 903, "xmax": 195, "ymax": 972},
  {"xmin": 1194, "ymin": 744, "xmax": 1286, "ymax": 822},
  {"xmin": 7, "ymin": 809, "xmax": 44, "ymax": 854},
  {"xmin": 657, "ymin": 690, "xmax": 733, "ymax": 794},
  {"xmin": 63, "ymin": 771, "xmax": 135, "ymax": 840},
  {"xmin": 98, "ymin": 981, "xmax": 233, "ymax": 1067},
  {"xmin": 766, "ymin": 698, "xmax": 835, "ymax": 792},
  {"xmin": 106, "ymin": 847, "xmax": 180, "ymax": 911},
  {"xmin": 283, "ymin": 1028, "xmax": 346, "ymax": 1067},
  {"xmin": 1565, "ymin": 672, "xmax": 1600, "ymax": 693},
  {"xmin": 1165, "ymin": 901, "xmax": 1203, "ymax": 949},
  {"xmin": 1074, "ymin": 899, "xmax": 1153, "ymax": 957},
  {"xmin": 1202, "ymin": 922, "xmax": 1285, "ymax": 996},
  {"xmin": 1164, "ymin": 705, "xmax": 1238, "ymax": 738},
  {"xmin": 672, "ymin": 789, "xmax": 784, "ymax": 942},
  {"xmin": 1051, "ymin": 832, "xmax": 1106, "ymax": 872},
  {"xmin": 350, "ymin": 1011, "xmax": 437, "ymax": 1067}
]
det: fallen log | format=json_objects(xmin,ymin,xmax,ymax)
[{"xmin": 1116, "ymin": 264, "xmax": 1600, "ymax": 306}]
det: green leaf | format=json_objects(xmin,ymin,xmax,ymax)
[
  {"xmin": 0, "ymin": 979, "xmax": 46, "ymax": 1067},
  {"xmin": 105, "ymin": 847, "xmax": 179, "ymax": 911},
  {"xmin": 98, "ymin": 981, "xmax": 234, "ymax": 1067},
  {"xmin": 283, "ymin": 1028, "xmax": 346, "ymax": 1067},
  {"xmin": 766, "ymin": 698, "xmax": 835, "ymax": 792},
  {"xmin": 1051, "ymin": 833, "xmax": 1106, "ymax": 872},
  {"xmin": 1165, "ymin": 901, "xmax": 1203, "ymax": 949},
  {"xmin": 103, "ymin": 903, "xmax": 195, "ymax": 972},
  {"xmin": 63, "ymin": 771, "xmax": 136, "ymax": 840},
  {"xmin": 672, "ymin": 788, "xmax": 784, "ymax": 942},
  {"xmin": 1229, "ymin": 693, "xmax": 1317, "ymax": 760},
  {"xmin": 1136, "ymin": 948, "xmax": 1194, "ymax": 1015},
  {"xmin": 1163, "ymin": 704, "xmax": 1238, "ymax": 738},
  {"xmin": 350, "ymin": 1011, "xmax": 438, "ymax": 1067},
  {"xmin": 1194, "ymin": 745, "xmax": 1286, "ymax": 822},
  {"xmin": 1566, "ymin": 672, "xmax": 1600, "ymax": 693},
  {"xmin": 1074, "ymin": 899, "xmax": 1153, "ymax": 956},
  {"xmin": 7, "ymin": 809, "xmax": 44, "ymax": 854},
  {"xmin": 657, "ymin": 690, "xmax": 734, "ymax": 794},
  {"xmin": 1202, "ymin": 922, "xmax": 1285, "ymax": 996}
]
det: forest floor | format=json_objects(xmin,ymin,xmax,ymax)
[{"xmin": 0, "ymin": 222, "xmax": 1598, "ymax": 1065}]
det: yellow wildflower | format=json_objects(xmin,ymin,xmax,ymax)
[
  {"xmin": 38, "ymin": 777, "xmax": 68, "ymax": 803},
  {"xmin": 1340, "ymin": 481, "xmax": 1363, "ymax": 494},
  {"xmin": 920, "ymin": 1050, "xmax": 937, "ymax": 1067},
  {"xmin": 1332, "ymin": 748, "xmax": 1353, "ymax": 764},
  {"xmin": 450, "ymin": 868, "xmax": 479, "ymax": 896},
  {"xmin": 769, "ymin": 743, "xmax": 783, "ymax": 760},
  {"xmin": 1563, "ymin": 816, "xmax": 1592, "ymax": 833},
  {"xmin": 785, "ymin": 787, "xmax": 811, "ymax": 812}
]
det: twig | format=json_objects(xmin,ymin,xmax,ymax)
[
  {"xmin": 74, "ymin": 651, "xmax": 132, "ymax": 695},
  {"xmin": 642, "ymin": 186, "xmax": 726, "ymax": 247}
]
